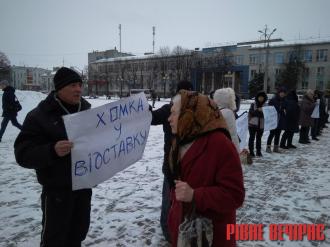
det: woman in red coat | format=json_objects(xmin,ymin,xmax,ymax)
[{"xmin": 167, "ymin": 90, "xmax": 245, "ymax": 247}]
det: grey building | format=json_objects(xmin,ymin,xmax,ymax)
[
  {"xmin": 88, "ymin": 39, "xmax": 330, "ymax": 97},
  {"xmin": 11, "ymin": 66, "xmax": 51, "ymax": 91},
  {"xmin": 88, "ymin": 48, "xmax": 133, "ymax": 64}
]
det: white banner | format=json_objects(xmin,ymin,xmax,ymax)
[
  {"xmin": 262, "ymin": 106, "xmax": 278, "ymax": 131},
  {"xmin": 63, "ymin": 93, "xmax": 152, "ymax": 190},
  {"xmin": 236, "ymin": 111, "xmax": 248, "ymax": 151}
]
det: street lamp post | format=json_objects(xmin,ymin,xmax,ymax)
[
  {"xmin": 163, "ymin": 74, "xmax": 169, "ymax": 98},
  {"xmin": 119, "ymin": 76, "xmax": 123, "ymax": 98},
  {"xmin": 258, "ymin": 25, "xmax": 277, "ymax": 93}
]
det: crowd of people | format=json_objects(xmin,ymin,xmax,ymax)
[
  {"xmin": 248, "ymin": 87, "xmax": 328, "ymax": 157},
  {"xmin": 1, "ymin": 68, "xmax": 328, "ymax": 246}
]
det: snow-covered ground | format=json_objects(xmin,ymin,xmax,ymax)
[{"xmin": 0, "ymin": 91, "xmax": 329, "ymax": 246}]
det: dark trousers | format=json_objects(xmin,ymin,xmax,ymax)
[
  {"xmin": 299, "ymin": 126, "xmax": 310, "ymax": 142},
  {"xmin": 0, "ymin": 116, "xmax": 22, "ymax": 139},
  {"xmin": 40, "ymin": 188, "xmax": 92, "ymax": 247},
  {"xmin": 267, "ymin": 129, "xmax": 282, "ymax": 146},
  {"xmin": 248, "ymin": 127, "xmax": 263, "ymax": 154},
  {"xmin": 160, "ymin": 177, "xmax": 171, "ymax": 242},
  {"xmin": 280, "ymin": 131, "xmax": 294, "ymax": 147},
  {"xmin": 311, "ymin": 119, "xmax": 319, "ymax": 138}
]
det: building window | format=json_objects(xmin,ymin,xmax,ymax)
[
  {"xmin": 275, "ymin": 68, "xmax": 282, "ymax": 75},
  {"xmin": 287, "ymin": 51, "xmax": 299, "ymax": 62},
  {"xmin": 274, "ymin": 52, "xmax": 284, "ymax": 64},
  {"xmin": 301, "ymin": 81, "xmax": 308, "ymax": 90},
  {"xmin": 259, "ymin": 54, "xmax": 266, "ymax": 64},
  {"xmin": 316, "ymin": 49, "xmax": 328, "ymax": 62},
  {"xmin": 249, "ymin": 54, "xmax": 258, "ymax": 65},
  {"xmin": 303, "ymin": 67, "xmax": 310, "ymax": 78},
  {"xmin": 303, "ymin": 50, "xmax": 312, "ymax": 62},
  {"xmin": 317, "ymin": 67, "xmax": 325, "ymax": 77},
  {"xmin": 234, "ymin": 55, "xmax": 244, "ymax": 65},
  {"xmin": 316, "ymin": 80, "xmax": 324, "ymax": 90}
]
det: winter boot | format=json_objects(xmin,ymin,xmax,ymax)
[
  {"xmin": 287, "ymin": 144, "xmax": 297, "ymax": 149},
  {"xmin": 280, "ymin": 144, "xmax": 289, "ymax": 149},
  {"xmin": 256, "ymin": 151, "xmax": 263, "ymax": 157},
  {"xmin": 273, "ymin": 145, "xmax": 281, "ymax": 153},
  {"xmin": 266, "ymin": 145, "xmax": 272, "ymax": 153},
  {"xmin": 249, "ymin": 150, "xmax": 255, "ymax": 157}
]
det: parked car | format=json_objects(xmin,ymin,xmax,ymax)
[
  {"xmin": 88, "ymin": 94, "xmax": 98, "ymax": 99},
  {"xmin": 129, "ymin": 89, "xmax": 152, "ymax": 100}
]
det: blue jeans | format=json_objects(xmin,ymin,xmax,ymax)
[{"xmin": 0, "ymin": 116, "xmax": 22, "ymax": 140}]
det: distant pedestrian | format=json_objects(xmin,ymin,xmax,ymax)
[
  {"xmin": 151, "ymin": 90, "xmax": 157, "ymax": 108},
  {"xmin": 280, "ymin": 90, "xmax": 300, "ymax": 149},
  {"xmin": 14, "ymin": 67, "xmax": 92, "ymax": 247},
  {"xmin": 0, "ymin": 84, "xmax": 22, "ymax": 142},
  {"xmin": 213, "ymin": 87, "xmax": 240, "ymax": 152},
  {"xmin": 234, "ymin": 94, "xmax": 241, "ymax": 119},
  {"xmin": 248, "ymin": 91, "xmax": 268, "ymax": 157},
  {"xmin": 318, "ymin": 91, "xmax": 328, "ymax": 132},
  {"xmin": 150, "ymin": 80, "xmax": 193, "ymax": 242},
  {"xmin": 299, "ymin": 89, "xmax": 315, "ymax": 144},
  {"xmin": 266, "ymin": 87, "xmax": 287, "ymax": 153},
  {"xmin": 311, "ymin": 90, "xmax": 321, "ymax": 141}
]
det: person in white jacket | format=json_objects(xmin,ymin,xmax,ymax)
[{"xmin": 213, "ymin": 88, "xmax": 240, "ymax": 152}]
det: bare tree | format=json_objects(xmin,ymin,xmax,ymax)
[
  {"xmin": 158, "ymin": 46, "xmax": 171, "ymax": 57},
  {"xmin": 277, "ymin": 45, "xmax": 305, "ymax": 91},
  {"xmin": 0, "ymin": 51, "xmax": 11, "ymax": 84},
  {"xmin": 0, "ymin": 51, "xmax": 11, "ymax": 68},
  {"xmin": 172, "ymin": 45, "xmax": 190, "ymax": 83}
]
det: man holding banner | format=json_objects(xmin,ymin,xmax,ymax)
[{"xmin": 14, "ymin": 67, "xmax": 92, "ymax": 247}]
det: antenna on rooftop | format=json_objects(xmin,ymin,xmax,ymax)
[
  {"xmin": 152, "ymin": 26, "xmax": 155, "ymax": 54},
  {"xmin": 119, "ymin": 24, "xmax": 122, "ymax": 53}
]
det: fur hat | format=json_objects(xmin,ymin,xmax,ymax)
[
  {"xmin": 53, "ymin": 67, "xmax": 82, "ymax": 91},
  {"xmin": 213, "ymin": 88, "xmax": 237, "ymax": 111}
]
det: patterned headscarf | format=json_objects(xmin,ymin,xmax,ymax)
[{"xmin": 169, "ymin": 90, "xmax": 229, "ymax": 179}]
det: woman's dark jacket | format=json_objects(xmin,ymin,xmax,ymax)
[
  {"xmin": 248, "ymin": 91, "xmax": 267, "ymax": 129},
  {"xmin": 14, "ymin": 91, "xmax": 91, "ymax": 190},
  {"xmin": 2, "ymin": 85, "xmax": 18, "ymax": 117},
  {"xmin": 151, "ymin": 104, "xmax": 174, "ymax": 187},
  {"xmin": 285, "ymin": 91, "xmax": 300, "ymax": 132},
  {"xmin": 268, "ymin": 94, "xmax": 287, "ymax": 130}
]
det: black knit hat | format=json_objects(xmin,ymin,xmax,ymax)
[
  {"xmin": 176, "ymin": 80, "xmax": 193, "ymax": 93},
  {"xmin": 54, "ymin": 67, "xmax": 82, "ymax": 91}
]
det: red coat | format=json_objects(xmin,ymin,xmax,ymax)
[{"xmin": 168, "ymin": 131, "xmax": 245, "ymax": 247}]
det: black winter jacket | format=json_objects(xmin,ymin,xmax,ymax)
[
  {"xmin": 268, "ymin": 94, "xmax": 287, "ymax": 130},
  {"xmin": 14, "ymin": 91, "xmax": 91, "ymax": 190},
  {"xmin": 151, "ymin": 104, "xmax": 175, "ymax": 187},
  {"xmin": 285, "ymin": 91, "xmax": 300, "ymax": 132},
  {"xmin": 2, "ymin": 86, "xmax": 19, "ymax": 117}
]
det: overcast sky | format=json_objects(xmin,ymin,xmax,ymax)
[{"xmin": 1, "ymin": 0, "xmax": 330, "ymax": 70}]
